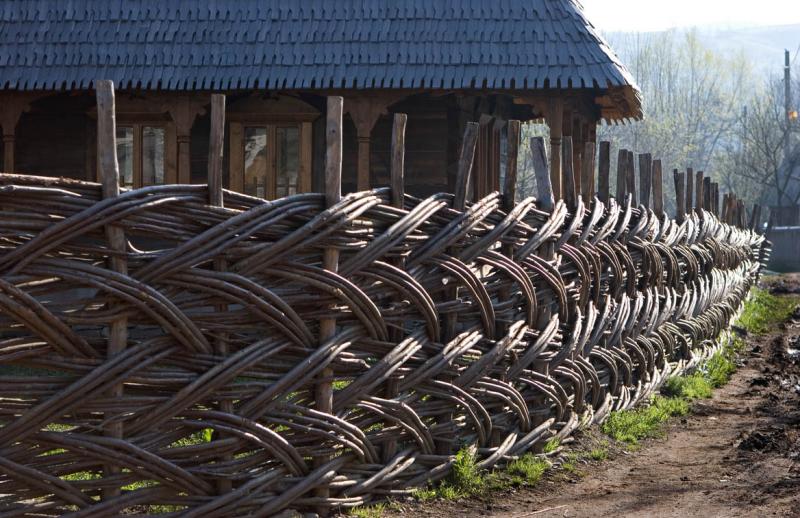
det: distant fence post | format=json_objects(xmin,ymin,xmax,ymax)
[
  {"xmin": 314, "ymin": 96, "xmax": 343, "ymax": 511},
  {"xmin": 695, "ymin": 170, "xmax": 704, "ymax": 213},
  {"xmin": 581, "ymin": 141, "xmax": 596, "ymax": 205},
  {"xmin": 615, "ymin": 149, "xmax": 627, "ymax": 201},
  {"xmin": 674, "ymin": 169, "xmax": 685, "ymax": 223},
  {"xmin": 562, "ymin": 136, "xmax": 577, "ymax": 209},
  {"xmin": 531, "ymin": 137, "xmax": 554, "ymax": 211},
  {"xmin": 598, "ymin": 141, "xmax": 610, "ymax": 203},
  {"xmin": 638, "ymin": 153, "xmax": 652, "ymax": 209},
  {"xmin": 652, "ymin": 159, "xmax": 663, "ymax": 218},
  {"xmin": 626, "ymin": 150, "xmax": 637, "ymax": 206},
  {"xmin": 96, "ymin": 79, "xmax": 127, "ymax": 500},
  {"xmin": 503, "ymin": 120, "xmax": 520, "ymax": 213}
]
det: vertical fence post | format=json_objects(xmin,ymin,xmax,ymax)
[
  {"xmin": 674, "ymin": 169, "xmax": 685, "ymax": 223},
  {"xmin": 598, "ymin": 141, "xmax": 610, "ymax": 203},
  {"xmin": 96, "ymin": 79, "xmax": 127, "ymax": 499},
  {"xmin": 384, "ymin": 112, "xmax": 406, "ymax": 463},
  {"xmin": 615, "ymin": 149, "xmax": 627, "ymax": 201},
  {"xmin": 531, "ymin": 136, "xmax": 554, "ymax": 332},
  {"xmin": 652, "ymin": 159, "xmax": 663, "ymax": 218},
  {"xmin": 562, "ymin": 136, "xmax": 577, "ymax": 209},
  {"xmin": 315, "ymin": 96, "xmax": 343, "ymax": 511},
  {"xmin": 581, "ymin": 141, "xmax": 595, "ymax": 205},
  {"xmin": 685, "ymin": 168, "xmax": 693, "ymax": 216},
  {"xmin": 438, "ymin": 122, "xmax": 478, "ymax": 455},
  {"xmin": 503, "ymin": 120, "xmax": 520, "ymax": 213},
  {"xmin": 207, "ymin": 93, "xmax": 232, "ymax": 494},
  {"xmin": 531, "ymin": 137, "xmax": 554, "ymax": 211},
  {"xmin": 638, "ymin": 153, "xmax": 652, "ymax": 209},
  {"xmin": 626, "ymin": 150, "xmax": 637, "ymax": 206},
  {"xmin": 703, "ymin": 177, "xmax": 711, "ymax": 212},
  {"xmin": 695, "ymin": 171, "xmax": 704, "ymax": 212},
  {"xmin": 750, "ymin": 204, "xmax": 761, "ymax": 232},
  {"xmin": 454, "ymin": 123, "xmax": 479, "ymax": 211}
]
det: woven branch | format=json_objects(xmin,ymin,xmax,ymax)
[{"xmin": 0, "ymin": 174, "xmax": 765, "ymax": 516}]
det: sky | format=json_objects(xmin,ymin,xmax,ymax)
[{"xmin": 581, "ymin": 0, "xmax": 800, "ymax": 32}]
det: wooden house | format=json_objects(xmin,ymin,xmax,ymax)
[{"xmin": 0, "ymin": 0, "xmax": 641, "ymax": 200}]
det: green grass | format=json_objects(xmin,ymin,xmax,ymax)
[
  {"xmin": 350, "ymin": 503, "xmax": 386, "ymax": 518},
  {"xmin": 663, "ymin": 372, "xmax": 713, "ymax": 399},
  {"xmin": 601, "ymin": 395, "xmax": 689, "ymax": 445},
  {"xmin": 560, "ymin": 452, "xmax": 580, "ymax": 473},
  {"xmin": 542, "ymin": 437, "xmax": 560, "ymax": 453},
  {"xmin": 588, "ymin": 446, "xmax": 608, "ymax": 461},
  {"xmin": 737, "ymin": 287, "xmax": 797, "ymax": 334},
  {"xmin": 506, "ymin": 453, "xmax": 549, "ymax": 486}
]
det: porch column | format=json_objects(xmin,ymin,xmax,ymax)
[
  {"xmin": 0, "ymin": 97, "xmax": 31, "ymax": 174},
  {"xmin": 346, "ymin": 97, "xmax": 396, "ymax": 191},
  {"xmin": 167, "ymin": 98, "xmax": 205, "ymax": 184}
]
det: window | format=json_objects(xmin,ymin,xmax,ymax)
[
  {"xmin": 113, "ymin": 124, "xmax": 167, "ymax": 188},
  {"xmin": 230, "ymin": 122, "xmax": 311, "ymax": 199}
]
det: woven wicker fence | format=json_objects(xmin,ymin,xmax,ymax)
[{"xmin": 0, "ymin": 169, "xmax": 765, "ymax": 516}]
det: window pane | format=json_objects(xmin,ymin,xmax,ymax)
[
  {"xmin": 142, "ymin": 127, "xmax": 165, "ymax": 185},
  {"xmin": 116, "ymin": 127, "xmax": 134, "ymax": 188},
  {"xmin": 244, "ymin": 127, "xmax": 267, "ymax": 198},
  {"xmin": 276, "ymin": 126, "xmax": 299, "ymax": 198}
]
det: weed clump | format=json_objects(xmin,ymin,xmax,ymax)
[{"xmin": 602, "ymin": 395, "xmax": 689, "ymax": 445}]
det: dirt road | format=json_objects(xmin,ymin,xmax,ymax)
[{"xmin": 390, "ymin": 292, "xmax": 800, "ymax": 518}]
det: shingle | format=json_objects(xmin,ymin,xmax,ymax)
[{"xmin": 0, "ymin": 0, "xmax": 640, "ymax": 117}]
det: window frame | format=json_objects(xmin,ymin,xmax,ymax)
[
  {"xmin": 228, "ymin": 116, "xmax": 312, "ymax": 199},
  {"xmin": 110, "ymin": 121, "xmax": 175, "ymax": 189}
]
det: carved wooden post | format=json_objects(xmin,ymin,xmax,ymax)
[
  {"xmin": 638, "ymin": 153, "xmax": 652, "ymax": 209},
  {"xmin": 168, "ymin": 98, "xmax": 205, "ymax": 184},
  {"xmin": 674, "ymin": 170, "xmax": 686, "ymax": 222},
  {"xmin": 652, "ymin": 159, "xmax": 664, "ymax": 218},
  {"xmin": 96, "ymin": 79, "xmax": 127, "ymax": 499},
  {"xmin": 315, "ymin": 96, "xmax": 343, "ymax": 510},
  {"xmin": 562, "ymin": 136, "xmax": 577, "ymax": 209},
  {"xmin": 384, "ymin": 112, "xmax": 406, "ymax": 463},
  {"xmin": 0, "ymin": 98, "xmax": 29, "ymax": 174},
  {"xmin": 598, "ymin": 141, "xmax": 610, "ymax": 203}
]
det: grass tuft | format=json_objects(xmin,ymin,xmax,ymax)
[
  {"xmin": 663, "ymin": 372, "xmax": 713, "ymax": 399},
  {"xmin": 350, "ymin": 503, "xmax": 386, "ymax": 518},
  {"xmin": 542, "ymin": 437, "xmax": 560, "ymax": 453},
  {"xmin": 506, "ymin": 453, "xmax": 549, "ymax": 485},
  {"xmin": 601, "ymin": 395, "xmax": 689, "ymax": 445},
  {"xmin": 737, "ymin": 288, "xmax": 797, "ymax": 334}
]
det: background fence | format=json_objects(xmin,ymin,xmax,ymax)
[{"xmin": 0, "ymin": 87, "xmax": 767, "ymax": 516}]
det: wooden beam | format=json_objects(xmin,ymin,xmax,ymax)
[{"xmin": 503, "ymin": 120, "xmax": 521, "ymax": 212}]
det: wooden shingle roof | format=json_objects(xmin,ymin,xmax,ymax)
[{"xmin": 0, "ymin": 0, "xmax": 642, "ymax": 120}]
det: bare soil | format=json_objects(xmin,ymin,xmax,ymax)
[{"xmin": 387, "ymin": 285, "xmax": 800, "ymax": 518}]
